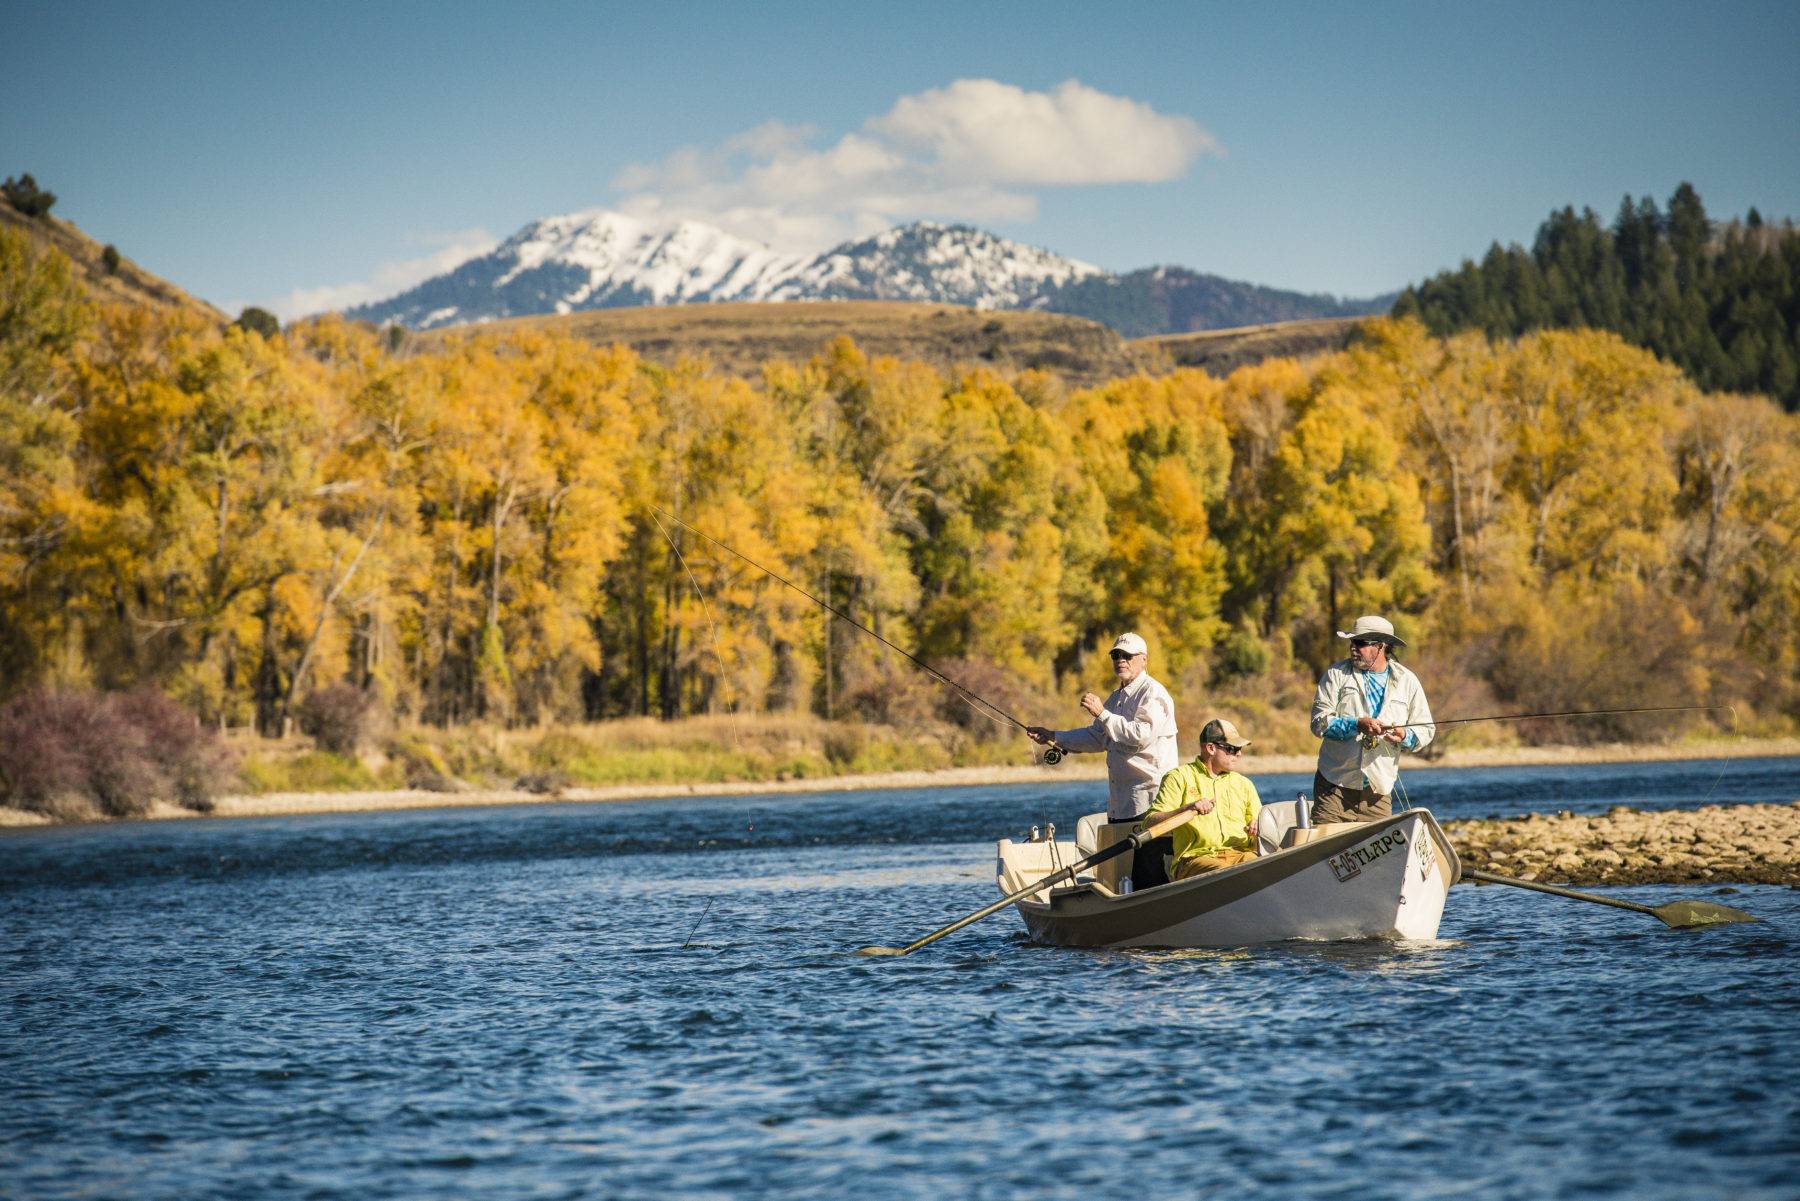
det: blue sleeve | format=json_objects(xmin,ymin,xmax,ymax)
[
  {"xmin": 1402, "ymin": 729, "xmax": 1420, "ymax": 751},
  {"xmin": 1323, "ymin": 716, "xmax": 1359, "ymax": 741}
]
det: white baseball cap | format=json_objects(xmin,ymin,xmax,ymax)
[{"xmin": 1111, "ymin": 632, "xmax": 1148, "ymax": 657}]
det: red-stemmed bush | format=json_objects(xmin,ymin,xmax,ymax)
[
  {"xmin": 0, "ymin": 688, "xmax": 230, "ymax": 818},
  {"xmin": 296, "ymin": 683, "xmax": 371, "ymax": 754}
]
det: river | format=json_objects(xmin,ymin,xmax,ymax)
[{"xmin": 3, "ymin": 757, "xmax": 1797, "ymax": 1199}]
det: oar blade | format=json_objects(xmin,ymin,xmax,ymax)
[
  {"xmin": 854, "ymin": 945, "xmax": 909, "ymax": 957},
  {"xmin": 1651, "ymin": 900, "xmax": 1761, "ymax": 929}
]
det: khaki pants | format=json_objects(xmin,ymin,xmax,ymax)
[
  {"xmin": 1310, "ymin": 770, "xmax": 1391, "ymax": 824},
  {"xmin": 1172, "ymin": 848, "xmax": 1258, "ymax": 880}
]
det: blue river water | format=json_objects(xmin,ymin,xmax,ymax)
[{"xmin": 3, "ymin": 756, "xmax": 1798, "ymax": 1200}]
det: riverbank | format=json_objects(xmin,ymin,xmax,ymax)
[
  {"xmin": 1446, "ymin": 802, "xmax": 1800, "ymax": 886},
  {"xmin": 2, "ymin": 736, "xmax": 1796, "ymax": 830}
]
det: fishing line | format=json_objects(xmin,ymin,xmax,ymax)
[
  {"xmin": 648, "ymin": 508, "xmax": 747, "ymax": 762},
  {"xmin": 1386, "ymin": 704, "xmax": 1740, "ymax": 818},
  {"xmin": 1387, "ymin": 704, "xmax": 1736, "ymax": 732},
  {"xmin": 680, "ymin": 898, "xmax": 715, "ymax": 950},
  {"xmin": 648, "ymin": 505, "xmax": 1066, "ymax": 761}
]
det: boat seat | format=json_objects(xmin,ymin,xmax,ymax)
[
  {"xmin": 1256, "ymin": 799, "xmax": 1307, "ymax": 856},
  {"xmin": 1074, "ymin": 812, "xmax": 1108, "ymax": 857}
]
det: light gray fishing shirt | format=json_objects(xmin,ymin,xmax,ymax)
[
  {"xmin": 1310, "ymin": 658, "xmax": 1434, "ymax": 795},
  {"xmin": 1053, "ymin": 672, "xmax": 1180, "ymax": 820}
]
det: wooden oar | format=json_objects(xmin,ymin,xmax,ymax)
[
  {"xmin": 856, "ymin": 801, "xmax": 1207, "ymax": 958},
  {"xmin": 1464, "ymin": 868, "xmax": 1759, "ymax": 928}
]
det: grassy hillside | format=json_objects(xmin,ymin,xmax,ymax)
[
  {"xmin": 420, "ymin": 301, "xmax": 1164, "ymax": 386},
  {"xmin": 1135, "ymin": 316, "xmax": 1368, "ymax": 375},
  {"xmin": 418, "ymin": 299, "xmax": 1373, "ymax": 385},
  {"xmin": 1044, "ymin": 266, "xmax": 1391, "ymax": 338},
  {"xmin": 0, "ymin": 204, "xmax": 226, "ymax": 323}
]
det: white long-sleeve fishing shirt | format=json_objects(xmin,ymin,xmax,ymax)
[{"xmin": 1053, "ymin": 672, "xmax": 1180, "ymax": 821}]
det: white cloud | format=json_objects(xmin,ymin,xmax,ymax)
[
  {"xmin": 264, "ymin": 228, "xmax": 498, "ymax": 321},
  {"xmin": 871, "ymin": 79, "xmax": 1216, "ymax": 186},
  {"xmin": 613, "ymin": 78, "xmax": 1218, "ymax": 254}
]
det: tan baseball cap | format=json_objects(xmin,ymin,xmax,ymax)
[
  {"xmin": 1111, "ymin": 632, "xmax": 1148, "ymax": 656},
  {"xmin": 1200, "ymin": 717, "xmax": 1250, "ymax": 749}
]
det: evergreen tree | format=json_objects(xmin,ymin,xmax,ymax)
[{"xmin": 1394, "ymin": 185, "xmax": 1800, "ymax": 410}]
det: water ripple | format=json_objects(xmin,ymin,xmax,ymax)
[{"xmin": 2, "ymin": 764, "xmax": 1798, "ymax": 1199}]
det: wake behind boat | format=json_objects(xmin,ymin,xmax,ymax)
[{"xmin": 995, "ymin": 804, "xmax": 1460, "ymax": 948}]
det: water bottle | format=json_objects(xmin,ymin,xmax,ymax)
[{"xmin": 1295, "ymin": 791, "xmax": 1311, "ymax": 829}]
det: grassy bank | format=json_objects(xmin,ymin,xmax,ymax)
[
  {"xmin": 237, "ymin": 710, "xmax": 1800, "ymax": 790},
  {"xmin": 3, "ymin": 717, "xmax": 1795, "ymax": 828},
  {"xmin": 229, "ymin": 715, "xmax": 1029, "ymax": 797}
]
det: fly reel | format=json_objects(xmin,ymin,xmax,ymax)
[{"xmin": 1042, "ymin": 745, "xmax": 1063, "ymax": 766}]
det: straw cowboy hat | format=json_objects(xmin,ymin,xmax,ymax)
[{"xmin": 1336, "ymin": 615, "xmax": 1406, "ymax": 647}]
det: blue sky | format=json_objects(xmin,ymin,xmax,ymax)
[{"xmin": 7, "ymin": 1, "xmax": 1797, "ymax": 320}]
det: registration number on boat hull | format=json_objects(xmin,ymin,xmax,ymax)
[{"xmin": 1328, "ymin": 828, "xmax": 1410, "ymax": 883}]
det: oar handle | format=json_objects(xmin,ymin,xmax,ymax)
[
  {"xmin": 1464, "ymin": 868, "xmax": 1656, "ymax": 915},
  {"xmin": 867, "ymin": 803, "xmax": 1205, "ymax": 957}
]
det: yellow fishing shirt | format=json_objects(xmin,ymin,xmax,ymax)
[{"xmin": 1146, "ymin": 760, "xmax": 1263, "ymax": 866}]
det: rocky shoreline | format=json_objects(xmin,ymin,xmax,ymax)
[{"xmin": 1444, "ymin": 802, "xmax": 1800, "ymax": 886}]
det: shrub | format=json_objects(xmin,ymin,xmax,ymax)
[
  {"xmin": 101, "ymin": 244, "xmax": 121, "ymax": 274},
  {"xmin": 111, "ymin": 687, "xmax": 232, "ymax": 811},
  {"xmin": 296, "ymin": 684, "xmax": 371, "ymax": 753},
  {"xmin": 1, "ymin": 173, "xmax": 56, "ymax": 217},
  {"xmin": 0, "ymin": 687, "xmax": 227, "ymax": 817}
]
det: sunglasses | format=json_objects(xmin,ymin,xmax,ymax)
[
  {"xmin": 1210, "ymin": 741, "xmax": 1245, "ymax": 755},
  {"xmin": 1109, "ymin": 651, "xmax": 1140, "ymax": 661},
  {"xmin": 1350, "ymin": 638, "xmax": 1383, "ymax": 650}
]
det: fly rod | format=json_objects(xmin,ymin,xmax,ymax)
[
  {"xmin": 1386, "ymin": 704, "xmax": 1736, "ymax": 731},
  {"xmin": 648, "ymin": 505, "xmax": 1069, "ymax": 763}
]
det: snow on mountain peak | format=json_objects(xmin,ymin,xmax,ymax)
[{"xmin": 347, "ymin": 210, "xmax": 1106, "ymax": 329}]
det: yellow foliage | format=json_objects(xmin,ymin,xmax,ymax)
[{"xmin": 4, "ymin": 243, "xmax": 1799, "ymax": 737}]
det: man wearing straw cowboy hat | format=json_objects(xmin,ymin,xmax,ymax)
[
  {"xmin": 1309, "ymin": 615, "xmax": 1435, "ymax": 824},
  {"xmin": 1027, "ymin": 632, "xmax": 1179, "ymax": 890}
]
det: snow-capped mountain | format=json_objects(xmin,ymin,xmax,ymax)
[
  {"xmin": 346, "ymin": 211, "xmax": 1104, "ymax": 330},
  {"xmin": 780, "ymin": 223, "xmax": 1103, "ymax": 309}
]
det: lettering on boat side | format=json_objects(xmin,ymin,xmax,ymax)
[
  {"xmin": 1328, "ymin": 830, "xmax": 1409, "ymax": 883},
  {"xmin": 1415, "ymin": 828, "xmax": 1435, "ymax": 881}
]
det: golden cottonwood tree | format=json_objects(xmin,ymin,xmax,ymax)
[
  {"xmin": 909, "ymin": 368, "xmax": 1099, "ymax": 684},
  {"xmin": 1066, "ymin": 370, "xmax": 1230, "ymax": 680},
  {"xmin": 72, "ymin": 312, "xmax": 332, "ymax": 723},
  {"xmin": 1218, "ymin": 350, "xmax": 1434, "ymax": 667}
]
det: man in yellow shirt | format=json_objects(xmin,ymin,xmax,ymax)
[{"xmin": 1145, "ymin": 718, "xmax": 1263, "ymax": 881}]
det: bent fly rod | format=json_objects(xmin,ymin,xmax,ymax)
[{"xmin": 648, "ymin": 505, "xmax": 1069, "ymax": 763}]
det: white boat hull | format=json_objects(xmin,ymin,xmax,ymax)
[{"xmin": 995, "ymin": 809, "xmax": 1459, "ymax": 949}]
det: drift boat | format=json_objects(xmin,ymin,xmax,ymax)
[{"xmin": 995, "ymin": 802, "xmax": 1460, "ymax": 948}]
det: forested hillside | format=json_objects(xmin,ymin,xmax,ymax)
[
  {"xmin": 5, "ymin": 224, "xmax": 1798, "ymax": 753},
  {"xmin": 1394, "ymin": 184, "xmax": 1800, "ymax": 410},
  {"xmin": 1044, "ymin": 266, "xmax": 1389, "ymax": 338}
]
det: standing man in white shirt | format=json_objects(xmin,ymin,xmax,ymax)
[
  {"xmin": 1309, "ymin": 615, "xmax": 1434, "ymax": 824},
  {"xmin": 1027, "ymin": 632, "xmax": 1180, "ymax": 890}
]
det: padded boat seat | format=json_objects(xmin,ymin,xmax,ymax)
[
  {"xmin": 1075, "ymin": 812, "xmax": 1108, "ymax": 857},
  {"xmin": 1255, "ymin": 799, "xmax": 1307, "ymax": 856}
]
